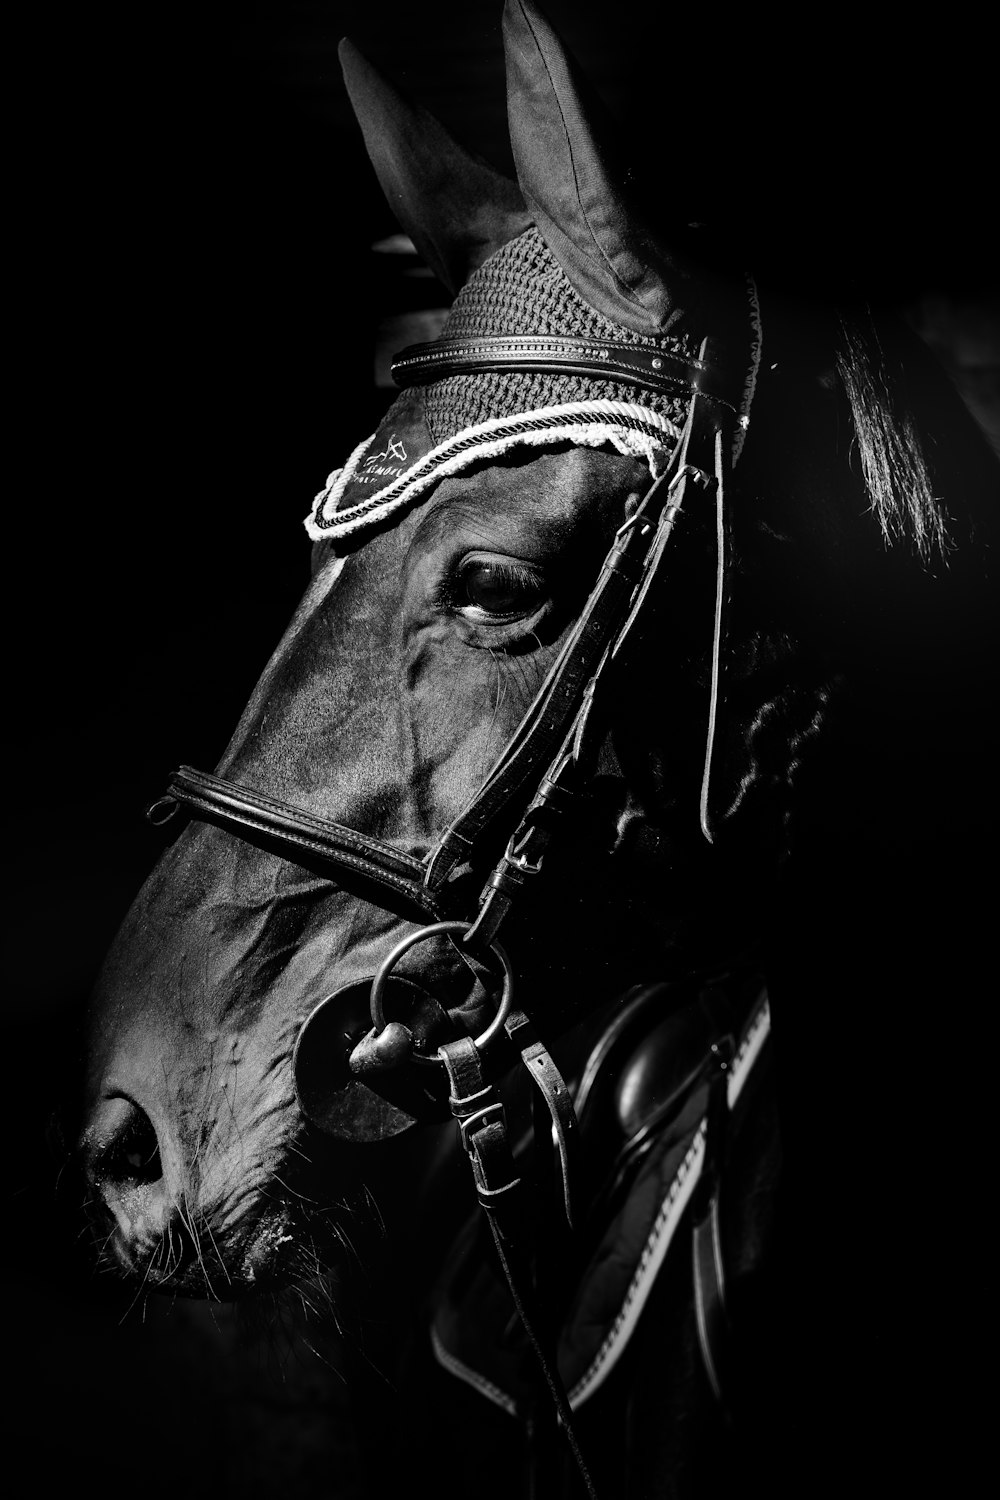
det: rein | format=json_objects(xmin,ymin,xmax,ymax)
[{"xmin": 146, "ymin": 329, "xmax": 746, "ymax": 1497}]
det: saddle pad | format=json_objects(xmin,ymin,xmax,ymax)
[{"xmin": 430, "ymin": 995, "xmax": 771, "ymax": 1416}]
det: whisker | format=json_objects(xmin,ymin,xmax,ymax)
[{"xmin": 119, "ymin": 1244, "xmax": 159, "ymax": 1325}]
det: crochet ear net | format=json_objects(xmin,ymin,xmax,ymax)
[
  {"xmin": 339, "ymin": 3, "xmax": 702, "ymax": 444},
  {"xmin": 501, "ymin": 0, "xmax": 696, "ymax": 338},
  {"xmin": 333, "ymin": 1, "xmax": 756, "ymax": 519},
  {"xmin": 422, "ymin": 229, "xmax": 694, "ymax": 445}
]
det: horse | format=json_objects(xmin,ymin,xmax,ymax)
[{"xmin": 75, "ymin": 3, "xmax": 999, "ymax": 1495}]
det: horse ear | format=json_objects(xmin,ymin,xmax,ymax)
[
  {"xmin": 339, "ymin": 39, "xmax": 532, "ymax": 295},
  {"xmin": 502, "ymin": 0, "xmax": 692, "ymax": 336}
]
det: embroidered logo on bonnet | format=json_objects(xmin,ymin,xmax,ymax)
[{"xmin": 356, "ymin": 433, "xmax": 408, "ymax": 484}]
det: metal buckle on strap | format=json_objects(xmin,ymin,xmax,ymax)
[{"xmin": 457, "ymin": 1099, "xmax": 507, "ymax": 1150}]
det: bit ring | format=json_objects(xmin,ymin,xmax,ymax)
[{"xmin": 369, "ymin": 921, "xmax": 514, "ymax": 1064}]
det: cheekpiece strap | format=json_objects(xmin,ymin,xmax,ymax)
[{"xmin": 391, "ymin": 335, "xmax": 732, "ymax": 406}]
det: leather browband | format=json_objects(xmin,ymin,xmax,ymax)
[{"xmin": 391, "ymin": 336, "xmax": 731, "ymax": 405}]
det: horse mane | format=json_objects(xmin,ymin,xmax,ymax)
[{"xmin": 834, "ymin": 303, "xmax": 997, "ymax": 563}]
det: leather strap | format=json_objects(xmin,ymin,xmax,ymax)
[
  {"xmin": 139, "ymin": 314, "xmax": 752, "ymax": 1467},
  {"xmin": 145, "ymin": 453, "xmax": 681, "ymax": 926},
  {"xmin": 441, "ymin": 1036, "xmax": 523, "ymax": 1219},
  {"xmin": 440, "ymin": 1037, "xmax": 599, "ymax": 1499},
  {"xmin": 422, "ymin": 495, "xmax": 658, "ymax": 893},
  {"xmin": 459, "ymin": 364, "xmax": 728, "ymax": 952},
  {"xmin": 691, "ymin": 1036, "xmax": 734, "ymax": 1405},
  {"xmin": 148, "ymin": 765, "xmax": 442, "ymax": 923},
  {"xmin": 504, "ymin": 1008, "xmax": 578, "ymax": 1230},
  {"xmin": 692, "ymin": 1194, "xmax": 729, "ymax": 1405},
  {"xmin": 391, "ymin": 335, "xmax": 733, "ymax": 406},
  {"xmin": 423, "ymin": 395, "xmax": 711, "ymax": 902}
]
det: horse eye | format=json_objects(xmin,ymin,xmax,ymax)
[{"xmin": 456, "ymin": 555, "xmax": 545, "ymax": 619}]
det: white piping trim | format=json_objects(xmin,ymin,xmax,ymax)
[
  {"xmin": 727, "ymin": 995, "xmax": 770, "ymax": 1110},
  {"xmin": 304, "ymin": 401, "xmax": 679, "ymax": 546},
  {"xmin": 567, "ymin": 1127, "xmax": 706, "ymax": 1409},
  {"xmin": 430, "ymin": 1325, "xmax": 520, "ymax": 1419},
  {"xmin": 567, "ymin": 996, "xmax": 771, "ymax": 1409}
]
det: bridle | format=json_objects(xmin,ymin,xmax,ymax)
[
  {"xmin": 150, "ymin": 331, "xmax": 740, "ymax": 939},
  {"xmin": 151, "ymin": 330, "xmax": 738, "ymax": 1118},
  {"xmin": 147, "ymin": 322, "xmax": 754, "ymax": 1497}
]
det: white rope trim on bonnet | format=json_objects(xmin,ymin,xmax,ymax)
[{"xmin": 304, "ymin": 401, "xmax": 680, "ymax": 547}]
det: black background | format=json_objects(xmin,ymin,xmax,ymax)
[{"xmin": 10, "ymin": 3, "xmax": 997, "ymax": 1494}]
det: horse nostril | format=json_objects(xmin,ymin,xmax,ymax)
[
  {"xmin": 82, "ymin": 1095, "xmax": 183, "ymax": 1279},
  {"xmin": 86, "ymin": 1094, "xmax": 163, "ymax": 1189}
]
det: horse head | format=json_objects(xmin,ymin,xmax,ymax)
[{"xmin": 78, "ymin": 8, "xmax": 997, "ymax": 1452}]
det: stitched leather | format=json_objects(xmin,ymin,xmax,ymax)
[
  {"xmin": 455, "ymin": 355, "xmax": 728, "ymax": 948},
  {"xmin": 147, "ymin": 451, "xmax": 677, "ymax": 927},
  {"xmin": 421, "ymin": 502, "xmax": 653, "ymax": 893},
  {"xmin": 440, "ymin": 1035, "xmax": 599, "ymax": 1499},
  {"xmin": 391, "ymin": 335, "xmax": 731, "ymax": 404},
  {"xmin": 152, "ymin": 765, "xmax": 442, "ymax": 921},
  {"xmin": 423, "ymin": 388, "xmax": 717, "ymax": 902},
  {"xmin": 431, "ymin": 978, "xmax": 770, "ymax": 1418},
  {"xmin": 504, "ymin": 1008, "xmax": 578, "ymax": 1229}
]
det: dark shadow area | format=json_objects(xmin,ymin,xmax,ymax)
[{"xmin": 10, "ymin": 3, "xmax": 997, "ymax": 1495}]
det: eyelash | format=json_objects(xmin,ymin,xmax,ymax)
[
  {"xmin": 465, "ymin": 558, "xmax": 541, "ymax": 604},
  {"xmin": 439, "ymin": 556, "xmax": 545, "ymax": 616}
]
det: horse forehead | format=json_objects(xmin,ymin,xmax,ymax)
[{"xmin": 419, "ymin": 444, "xmax": 646, "ymax": 541}]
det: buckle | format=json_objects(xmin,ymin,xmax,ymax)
[{"xmin": 458, "ymin": 1099, "xmax": 506, "ymax": 1150}]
